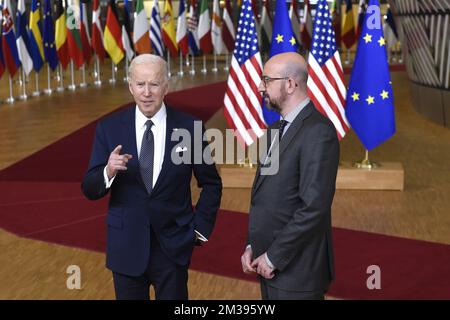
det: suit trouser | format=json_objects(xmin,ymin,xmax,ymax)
[
  {"xmin": 112, "ymin": 228, "xmax": 189, "ymax": 300},
  {"xmin": 260, "ymin": 279, "xmax": 325, "ymax": 300}
]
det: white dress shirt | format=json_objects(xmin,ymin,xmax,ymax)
[
  {"xmin": 103, "ymin": 104, "xmax": 167, "ymax": 188},
  {"xmin": 135, "ymin": 104, "xmax": 167, "ymax": 188}
]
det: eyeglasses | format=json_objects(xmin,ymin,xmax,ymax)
[{"xmin": 261, "ymin": 76, "xmax": 298, "ymax": 88}]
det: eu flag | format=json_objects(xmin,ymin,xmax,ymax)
[
  {"xmin": 263, "ymin": 0, "xmax": 299, "ymax": 125},
  {"xmin": 345, "ymin": 0, "xmax": 395, "ymax": 151},
  {"xmin": 43, "ymin": 0, "xmax": 59, "ymax": 70}
]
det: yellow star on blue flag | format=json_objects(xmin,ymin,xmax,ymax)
[
  {"xmin": 345, "ymin": 0, "xmax": 396, "ymax": 151},
  {"xmin": 263, "ymin": 0, "xmax": 299, "ymax": 125}
]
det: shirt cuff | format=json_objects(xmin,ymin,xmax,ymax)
[
  {"xmin": 265, "ymin": 253, "xmax": 275, "ymax": 270},
  {"xmin": 194, "ymin": 230, "xmax": 208, "ymax": 242},
  {"xmin": 103, "ymin": 166, "xmax": 116, "ymax": 189}
]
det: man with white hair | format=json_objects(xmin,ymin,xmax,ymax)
[{"xmin": 82, "ymin": 54, "xmax": 222, "ymax": 300}]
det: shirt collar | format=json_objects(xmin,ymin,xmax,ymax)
[
  {"xmin": 135, "ymin": 103, "xmax": 167, "ymax": 130},
  {"xmin": 282, "ymin": 98, "xmax": 310, "ymax": 124}
]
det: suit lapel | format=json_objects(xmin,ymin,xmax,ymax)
[
  {"xmin": 251, "ymin": 128, "xmax": 273, "ymax": 198},
  {"xmin": 251, "ymin": 103, "xmax": 314, "ymax": 197},
  {"xmin": 278, "ymin": 103, "xmax": 313, "ymax": 156},
  {"xmin": 151, "ymin": 107, "xmax": 178, "ymax": 194},
  {"xmin": 121, "ymin": 106, "xmax": 145, "ymax": 188}
]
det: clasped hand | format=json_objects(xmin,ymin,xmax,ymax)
[{"xmin": 241, "ymin": 247, "xmax": 275, "ymax": 279}]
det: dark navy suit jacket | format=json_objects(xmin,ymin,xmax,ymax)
[{"xmin": 81, "ymin": 105, "xmax": 222, "ymax": 276}]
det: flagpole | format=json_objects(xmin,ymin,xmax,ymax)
[
  {"xmin": 57, "ymin": 64, "xmax": 65, "ymax": 92},
  {"xmin": 189, "ymin": 54, "xmax": 195, "ymax": 75},
  {"xmin": 80, "ymin": 64, "xmax": 87, "ymax": 87},
  {"xmin": 123, "ymin": 59, "xmax": 129, "ymax": 82},
  {"xmin": 167, "ymin": 51, "xmax": 172, "ymax": 77},
  {"xmin": 201, "ymin": 55, "xmax": 207, "ymax": 74},
  {"xmin": 94, "ymin": 55, "xmax": 102, "ymax": 86},
  {"xmin": 44, "ymin": 64, "xmax": 53, "ymax": 95},
  {"xmin": 6, "ymin": 75, "xmax": 15, "ymax": 104},
  {"xmin": 32, "ymin": 72, "xmax": 40, "ymax": 96},
  {"xmin": 19, "ymin": 68, "xmax": 28, "ymax": 100},
  {"xmin": 109, "ymin": 61, "xmax": 116, "ymax": 84},
  {"xmin": 212, "ymin": 53, "xmax": 218, "ymax": 73},
  {"xmin": 68, "ymin": 61, "xmax": 76, "ymax": 91},
  {"xmin": 224, "ymin": 52, "xmax": 229, "ymax": 71},
  {"xmin": 345, "ymin": 48, "xmax": 351, "ymax": 65},
  {"xmin": 178, "ymin": 52, "xmax": 184, "ymax": 76},
  {"xmin": 353, "ymin": 149, "xmax": 378, "ymax": 169}
]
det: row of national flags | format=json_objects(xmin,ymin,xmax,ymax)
[
  {"xmin": 224, "ymin": 0, "xmax": 395, "ymax": 152},
  {"xmin": 0, "ymin": 0, "xmax": 240, "ymax": 80},
  {"xmin": 0, "ymin": 1, "xmax": 399, "ymax": 79}
]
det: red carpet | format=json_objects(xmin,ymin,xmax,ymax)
[{"xmin": 2, "ymin": 79, "xmax": 450, "ymax": 299}]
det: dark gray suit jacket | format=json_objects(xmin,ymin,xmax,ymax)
[{"xmin": 249, "ymin": 101, "xmax": 339, "ymax": 292}]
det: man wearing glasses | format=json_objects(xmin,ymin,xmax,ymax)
[{"xmin": 241, "ymin": 52, "xmax": 339, "ymax": 300}]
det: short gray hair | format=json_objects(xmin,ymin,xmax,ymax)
[{"xmin": 128, "ymin": 54, "xmax": 169, "ymax": 82}]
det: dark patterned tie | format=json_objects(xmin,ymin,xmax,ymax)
[
  {"xmin": 278, "ymin": 120, "xmax": 288, "ymax": 143},
  {"xmin": 139, "ymin": 120, "xmax": 154, "ymax": 194}
]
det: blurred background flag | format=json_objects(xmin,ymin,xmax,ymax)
[
  {"xmin": 134, "ymin": 0, "xmax": 152, "ymax": 54},
  {"xmin": 2, "ymin": 0, "xmax": 21, "ymax": 76},
  {"xmin": 307, "ymin": 0, "xmax": 350, "ymax": 139},
  {"xmin": 345, "ymin": 0, "xmax": 396, "ymax": 150},
  {"xmin": 43, "ymin": 0, "xmax": 59, "ymax": 70},
  {"xmin": 300, "ymin": 0, "xmax": 313, "ymax": 51},
  {"xmin": 55, "ymin": 0, "xmax": 70, "ymax": 69},
  {"xmin": 342, "ymin": 0, "xmax": 356, "ymax": 49},
  {"xmin": 176, "ymin": 0, "xmax": 189, "ymax": 56},
  {"xmin": 222, "ymin": 0, "xmax": 235, "ymax": 53},
  {"xmin": 0, "ymin": 0, "xmax": 4, "ymax": 78},
  {"xmin": 161, "ymin": 0, "xmax": 178, "ymax": 56},
  {"xmin": 66, "ymin": 0, "xmax": 85, "ymax": 69},
  {"xmin": 122, "ymin": 0, "xmax": 135, "ymax": 61},
  {"xmin": 16, "ymin": 0, "xmax": 34, "ymax": 75},
  {"xmin": 29, "ymin": 0, "xmax": 45, "ymax": 72},
  {"xmin": 383, "ymin": 7, "xmax": 398, "ymax": 51},
  {"xmin": 289, "ymin": 0, "xmax": 301, "ymax": 46},
  {"xmin": 187, "ymin": 0, "xmax": 200, "ymax": 56},
  {"xmin": 91, "ymin": 0, "xmax": 106, "ymax": 61},
  {"xmin": 331, "ymin": 0, "xmax": 341, "ymax": 49},
  {"xmin": 150, "ymin": 0, "xmax": 164, "ymax": 56},
  {"xmin": 104, "ymin": 0, "xmax": 124, "ymax": 65},
  {"xmin": 211, "ymin": 0, "xmax": 224, "ymax": 54},
  {"xmin": 80, "ymin": 0, "xmax": 92, "ymax": 65},
  {"xmin": 198, "ymin": 0, "xmax": 212, "ymax": 54},
  {"xmin": 259, "ymin": 0, "xmax": 272, "ymax": 54},
  {"xmin": 356, "ymin": 0, "xmax": 366, "ymax": 38}
]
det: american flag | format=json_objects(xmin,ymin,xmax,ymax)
[
  {"xmin": 307, "ymin": 0, "xmax": 350, "ymax": 139},
  {"xmin": 223, "ymin": 0, "xmax": 266, "ymax": 146}
]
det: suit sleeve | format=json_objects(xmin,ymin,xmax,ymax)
[
  {"xmin": 81, "ymin": 121, "xmax": 111, "ymax": 200},
  {"xmin": 191, "ymin": 125, "xmax": 223, "ymax": 239},
  {"xmin": 267, "ymin": 122, "xmax": 339, "ymax": 271}
]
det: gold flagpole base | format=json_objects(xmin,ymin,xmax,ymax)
[
  {"xmin": 353, "ymin": 149, "xmax": 379, "ymax": 169},
  {"xmin": 238, "ymin": 157, "xmax": 254, "ymax": 169},
  {"xmin": 353, "ymin": 158, "xmax": 379, "ymax": 169}
]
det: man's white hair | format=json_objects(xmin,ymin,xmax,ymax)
[{"xmin": 128, "ymin": 54, "xmax": 169, "ymax": 82}]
